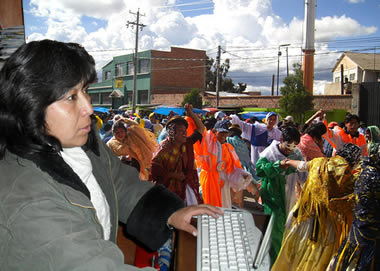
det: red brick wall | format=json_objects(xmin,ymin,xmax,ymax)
[{"xmin": 150, "ymin": 47, "xmax": 206, "ymax": 94}]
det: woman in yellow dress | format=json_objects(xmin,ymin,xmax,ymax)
[{"xmin": 272, "ymin": 143, "xmax": 362, "ymax": 271}]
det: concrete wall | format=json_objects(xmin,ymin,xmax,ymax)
[{"xmin": 202, "ymin": 94, "xmax": 353, "ymax": 111}]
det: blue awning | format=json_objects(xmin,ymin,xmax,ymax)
[
  {"xmin": 93, "ymin": 107, "xmax": 110, "ymax": 113},
  {"xmin": 239, "ymin": 111, "xmax": 268, "ymax": 120},
  {"xmin": 153, "ymin": 107, "xmax": 206, "ymax": 116}
]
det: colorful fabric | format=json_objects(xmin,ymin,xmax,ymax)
[
  {"xmin": 190, "ymin": 121, "xmax": 249, "ymax": 208},
  {"xmin": 298, "ymin": 133, "xmax": 326, "ymax": 161},
  {"xmin": 324, "ymin": 120, "xmax": 368, "ymax": 156},
  {"xmin": 230, "ymin": 114, "xmax": 282, "ymax": 165},
  {"xmin": 272, "ymin": 156, "xmax": 358, "ymax": 271},
  {"xmin": 107, "ymin": 125, "xmax": 158, "ymax": 180},
  {"xmin": 331, "ymin": 143, "xmax": 380, "ymax": 271},
  {"xmin": 366, "ymin": 125, "xmax": 380, "ymax": 156},
  {"xmin": 255, "ymin": 141, "xmax": 298, "ymax": 265},
  {"xmin": 226, "ymin": 135, "xmax": 259, "ymax": 183},
  {"xmin": 149, "ymin": 131, "xmax": 203, "ymax": 205}
]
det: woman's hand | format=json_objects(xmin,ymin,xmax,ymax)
[{"xmin": 167, "ymin": 204, "xmax": 224, "ymax": 236}]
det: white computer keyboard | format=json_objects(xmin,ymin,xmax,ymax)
[{"xmin": 196, "ymin": 208, "xmax": 271, "ymax": 271}]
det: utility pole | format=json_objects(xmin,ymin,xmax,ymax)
[
  {"xmin": 215, "ymin": 45, "xmax": 221, "ymax": 108},
  {"xmin": 286, "ymin": 47, "xmax": 289, "ymax": 77},
  {"xmin": 127, "ymin": 9, "xmax": 146, "ymax": 114},
  {"xmin": 276, "ymin": 44, "xmax": 291, "ymax": 95}
]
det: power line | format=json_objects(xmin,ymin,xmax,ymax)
[{"xmin": 155, "ymin": 0, "xmax": 213, "ymax": 8}]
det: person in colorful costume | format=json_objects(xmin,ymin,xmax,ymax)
[
  {"xmin": 106, "ymin": 119, "xmax": 158, "ymax": 180},
  {"xmin": 255, "ymin": 126, "xmax": 302, "ymax": 265},
  {"xmin": 149, "ymin": 112, "xmax": 163, "ymax": 139},
  {"xmin": 150, "ymin": 104, "xmax": 203, "ymax": 206},
  {"xmin": 226, "ymin": 123, "xmax": 258, "ymax": 182},
  {"xmin": 329, "ymin": 143, "xmax": 380, "ymax": 271},
  {"xmin": 272, "ymin": 143, "xmax": 362, "ymax": 271},
  {"xmin": 298, "ymin": 122, "xmax": 327, "ymax": 161},
  {"xmin": 320, "ymin": 111, "xmax": 368, "ymax": 156},
  {"xmin": 190, "ymin": 119, "xmax": 257, "ymax": 208},
  {"xmin": 229, "ymin": 112, "xmax": 282, "ymax": 166}
]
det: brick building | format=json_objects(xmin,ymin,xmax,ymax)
[{"xmin": 88, "ymin": 47, "xmax": 206, "ymax": 109}]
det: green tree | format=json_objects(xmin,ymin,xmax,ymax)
[
  {"xmin": 206, "ymin": 56, "xmax": 240, "ymax": 93},
  {"xmin": 182, "ymin": 88, "xmax": 203, "ymax": 109},
  {"xmin": 279, "ymin": 63, "xmax": 314, "ymax": 123},
  {"xmin": 235, "ymin": 82, "xmax": 247, "ymax": 93},
  {"xmin": 222, "ymin": 77, "xmax": 235, "ymax": 92}
]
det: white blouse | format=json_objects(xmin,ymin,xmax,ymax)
[{"xmin": 60, "ymin": 147, "xmax": 111, "ymax": 240}]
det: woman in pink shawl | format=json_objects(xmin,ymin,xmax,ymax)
[{"xmin": 298, "ymin": 122, "xmax": 327, "ymax": 161}]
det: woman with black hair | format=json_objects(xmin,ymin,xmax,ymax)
[
  {"xmin": 106, "ymin": 118, "xmax": 158, "ymax": 181},
  {"xmin": 0, "ymin": 39, "xmax": 221, "ymax": 271},
  {"xmin": 298, "ymin": 122, "xmax": 327, "ymax": 161}
]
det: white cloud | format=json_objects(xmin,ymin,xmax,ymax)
[
  {"xmin": 347, "ymin": 0, "xmax": 364, "ymax": 3},
  {"xmin": 24, "ymin": 0, "xmax": 378, "ymax": 95},
  {"xmin": 316, "ymin": 15, "xmax": 376, "ymax": 40}
]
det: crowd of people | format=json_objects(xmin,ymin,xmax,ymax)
[
  {"xmin": 1, "ymin": 39, "xmax": 379, "ymax": 271},
  {"xmin": 95, "ymin": 102, "xmax": 380, "ymax": 270}
]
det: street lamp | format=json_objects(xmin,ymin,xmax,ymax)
[{"xmin": 276, "ymin": 43, "xmax": 291, "ymax": 95}]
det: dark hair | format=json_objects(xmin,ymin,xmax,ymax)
[
  {"xmin": 228, "ymin": 128, "xmax": 242, "ymax": 137},
  {"xmin": 0, "ymin": 40, "xmax": 97, "ymax": 158},
  {"xmin": 281, "ymin": 126, "xmax": 300, "ymax": 144},
  {"xmin": 336, "ymin": 143, "xmax": 361, "ymax": 167},
  {"xmin": 112, "ymin": 120, "xmax": 127, "ymax": 134},
  {"xmin": 305, "ymin": 122, "xmax": 327, "ymax": 140},
  {"xmin": 344, "ymin": 113, "xmax": 360, "ymax": 124}
]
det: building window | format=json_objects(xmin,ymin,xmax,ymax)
[
  {"xmin": 139, "ymin": 59, "xmax": 150, "ymax": 73},
  {"xmin": 335, "ymin": 77, "xmax": 340, "ymax": 83},
  {"xmin": 115, "ymin": 63, "xmax": 124, "ymax": 76},
  {"xmin": 101, "ymin": 92, "xmax": 112, "ymax": 105},
  {"xmin": 105, "ymin": 71, "xmax": 111, "ymax": 80},
  {"xmin": 349, "ymin": 73, "xmax": 355, "ymax": 80},
  {"xmin": 127, "ymin": 61, "xmax": 134, "ymax": 75},
  {"xmin": 138, "ymin": 90, "xmax": 148, "ymax": 104},
  {"xmin": 89, "ymin": 93, "xmax": 99, "ymax": 103}
]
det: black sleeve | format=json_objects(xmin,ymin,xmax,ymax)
[
  {"xmin": 124, "ymin": 185, "xmax": 185, "ymax": 251},
  {"xmin": 189, "ymin": 130, "xmax": 203, "ymax": 144}
]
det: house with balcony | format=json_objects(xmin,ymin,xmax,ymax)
[
  {"xmin": 88, "ymin": 47, "xmax": 206, "ymax": 109},
  {"xmin": 324, "ymin": 51, "xmax": 380, "ymax": 95}
]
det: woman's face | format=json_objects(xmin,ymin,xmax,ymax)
[
  {"xmin": 114, "ymin": 127, "xmax": 127, "ymax": 142},
  {"xmin": 173, "ymin": 124, "xmax": 187, "ymax": 144},
  {"xmin": 45, "ymin": 82, "xmax": 93, "ymax": 148}
]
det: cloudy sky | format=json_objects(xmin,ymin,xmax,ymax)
[{"xmin": 23, "ymin": 0, "xmax": 380, "ymax": 95}]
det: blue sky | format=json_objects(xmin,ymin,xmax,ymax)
[{"xmin": 23, "ymin": 0, "xmax": 380, "ymax": 94}]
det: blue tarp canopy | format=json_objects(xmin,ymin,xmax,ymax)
[
  {"xmin": 93, "ymin": 107, "xmax": 110, "ymax": 113},
  {"xmin": 239, "ymin": 111, "xmax": 268, "ymax": 120},
  {"xmin": 153, "ymin": 107, "xmax": 206, "ymax": 116}
]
